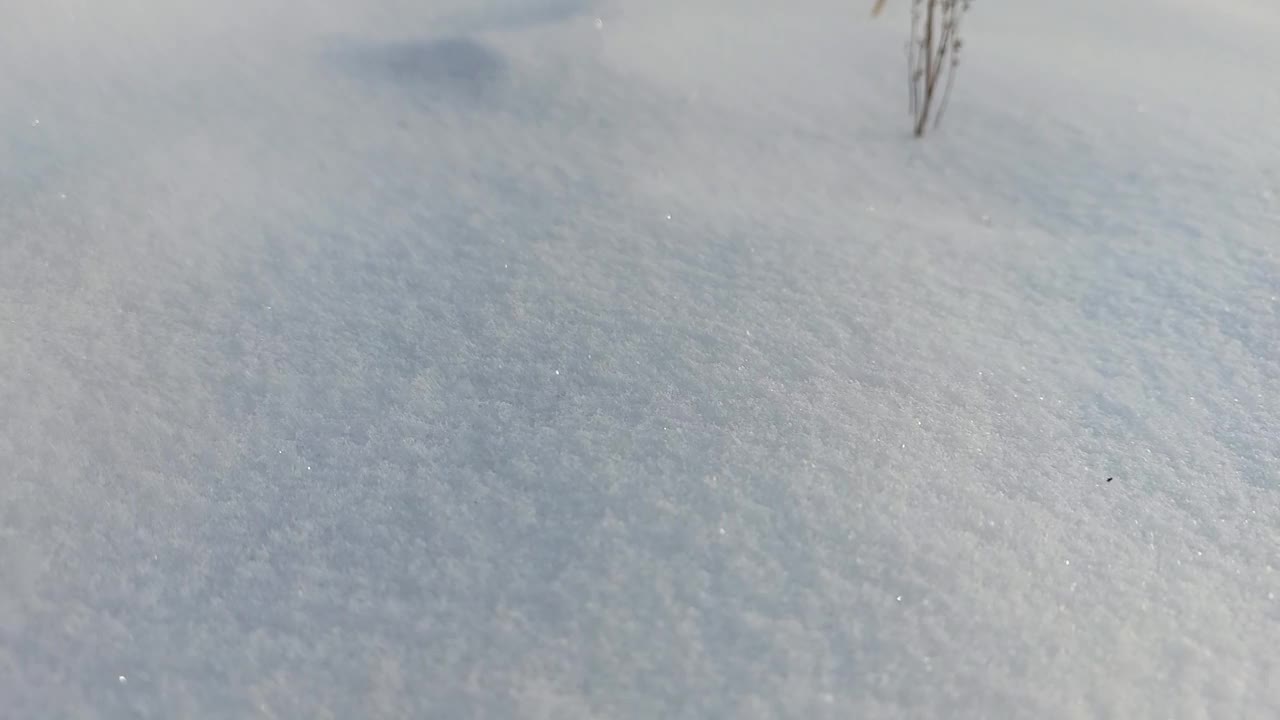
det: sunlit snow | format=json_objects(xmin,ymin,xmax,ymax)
[{"xmin": 2, "ymin": 0, "xmax": 1278, "ymax": 717}]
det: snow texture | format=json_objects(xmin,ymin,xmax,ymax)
[{"xmin": 2, "ymin": 0, "xmax": 1278, "ymax": 717}]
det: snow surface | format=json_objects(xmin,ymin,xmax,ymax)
[{"xmin": 2, "ymin": 0, "xmax": 1279, "ymax": 717}]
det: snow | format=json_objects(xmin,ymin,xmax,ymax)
[{"xmin": 2, "ymin": 0, "xmax": 1278, "ymax": 717}]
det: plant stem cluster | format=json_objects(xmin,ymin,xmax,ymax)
[{"xmin": 907, "ymin": 0, "xmax": 970, "ymax": 137}]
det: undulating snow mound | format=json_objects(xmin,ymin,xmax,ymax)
[{"xmin": 2, "ymin": 0, "xmax": 1277, "ymax": 717}]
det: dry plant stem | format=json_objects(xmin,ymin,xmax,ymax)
[
  {"xmin": 908, "ymin": 2, "xmax": 922, "ymax": 120},
  {"xmin": 881, "ymin": 0, "xmax": 968, "ymax": 136},
  {"xmin": 907, "ymin": 0, "xmax": 968, "ymax": 137},
  {"xmin": 915, "ymin": 0, "xmax": 936, "ymax": 136},
  {"xmin": 933, "ymin": 11, "xmax": 963, "ymax": 129}
]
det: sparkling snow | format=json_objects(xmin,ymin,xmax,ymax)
[{"xmin": 2, "ymin": 0, "xmax": 1277, "ymax": 717}]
